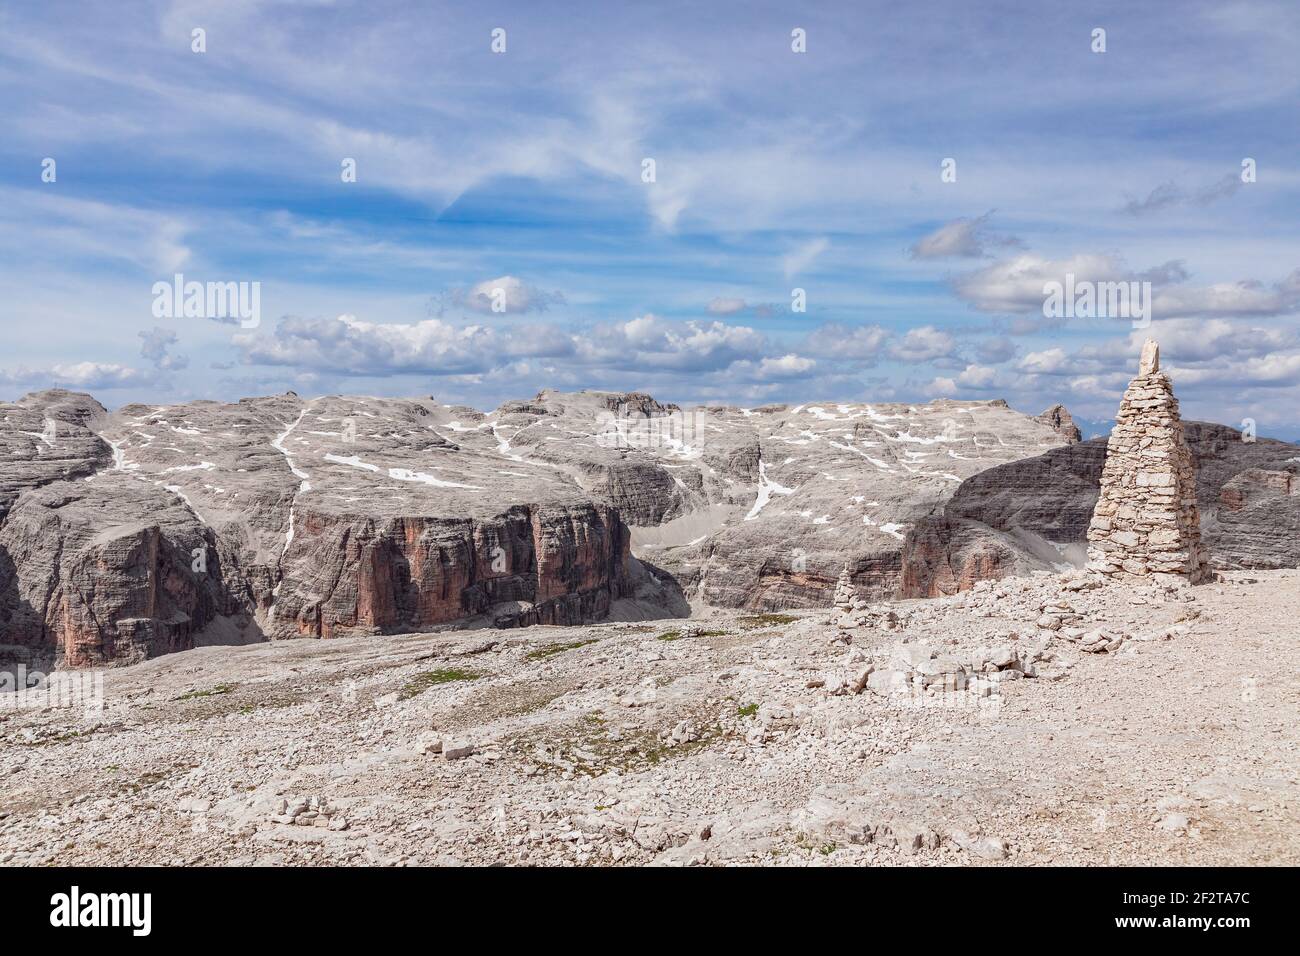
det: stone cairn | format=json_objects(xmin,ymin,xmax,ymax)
[
  {"xmin": 1086, "ymin": 340, "xmax": 1212, "ymax": 585},
  {"xmin": 833, "ymin": 563, "xmax": 904, "ymax": 630},
  {"xmin": 832, "ymin": 563, "xmax": 857, "ymax": 621}
]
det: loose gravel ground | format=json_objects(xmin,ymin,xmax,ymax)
[{"xmin": 1, "ymin": 569, "xmax": 1295, "ymax": 867}]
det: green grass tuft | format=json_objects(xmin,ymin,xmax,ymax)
[
  {"xmin": 739, "ymin": 613, "xmax": 797, "ymax": 627},
  {"xmin": 398, "ymin": 668, "xmax": 480, "ymax": 700},
  {"xmin": 173, "ymin": 683, "xmax": 236, "ymax": 701},
  {"xmin": 525, "ymin": 639, "xmax": 597, "ymax": 660},
  {"xmin": 657, "ymin": 628, "xmax": 727, "ymax": 641}
]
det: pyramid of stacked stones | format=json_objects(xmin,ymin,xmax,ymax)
[
  {"xmin": 832, "ymin": 564, "xmax": 861, "ymax": 626},
  {"xmin": 1086, "ymin": 340, "xmax": 1212, "ymax": 584}
]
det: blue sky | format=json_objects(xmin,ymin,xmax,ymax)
[{"xmin": 1, "ymin": 0, "xmax": 1298, "ymax": 436}]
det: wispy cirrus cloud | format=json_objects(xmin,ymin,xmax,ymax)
[{"xmin": 910, "ymin": 212, "xmax": 1020, "ymax": 259}]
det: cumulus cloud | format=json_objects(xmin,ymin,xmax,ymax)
[
  {"xmin": 1017, "ymin": 347, "xmax": 1071, "ymax": 375},
  {"xmin": 889, "ymin": 325, "xmax": 958, "ymax": 363},
  {"xmin": 240, "ymin": 315, "xmax": 501, "ymax": 375},
  {"xmin": 582, "ymin": 315, "xmax": 768, "ymax": 371},
  {"xmin": 948, "ymin": 253, "xmax": 1282, "ymax": 322},
  {"xmin": 910, "ymin": 211, "xmax": 1019, "ymax": 259},
  {"xmin": 444, "ymin": 276, "xmax": 566, "ymax": 315},
  {"xmin": 1, "ymin": 361, "xmax": 145, "ymax": 390},
  {"xmin": 138, "ymin": 326, "xmax": 189, "ymax": 371},
  {"xmin": 1153, "ymin": 268, "xmax": 1300, "ymax": 320},
  {"xmin": 236, "ymin": 312, "xmax": 776, "ymax": 380},
  {"xmin": 951, "ymin": 253, "xmax": 1127, "ymax": 314},
  {"xmin": 951, "ymin": 364, "xmax": 1004, "ymax": 389},
  {"xmin": 756, "ymin": 354, "xmax": 816, "ymax": 378},
  {"xmin": 800, "ymin": 323, "xmax": 891, "ymax": 362}
]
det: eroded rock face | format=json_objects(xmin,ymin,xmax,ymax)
[
  {"xmin": 0, "ymin": 477, "xmax": 228, "ymax": 667},
  {"xmin": 898, "ymin": 517, "xmax": 1038, "ymax": 598},
  {"xmin": 610, "ymin": 398, "xmax": 1073, "ymax": 609},
  {"xmin": 374, "ymin": 390, "xmax": 1074, "ymax": 611},
  {"xmin": 939, "ymin": 423, "xmax": 1300, "ymax": 565},
  {"xmin": 31, "ymin": 381, "xmax": 1284, "ymax": 665},
  {"xmin": 102, "ymin": 394, "xmax": 646, "ymax": 641},
  {"xmin": 1213, "ymin": 469, "xmax": 1300, "ymax": 568},
  {"xmin": 0, "ymin": 388, "xmax": 1087, "ymax": 664},
  {"xmin": 944, "ymin": 440, "xmax": 1107, "ymax": 544},
  {"xmin": 0, "ymin": 391, "xmax": 662, "ymax": 664},
  {"xmin": 270, "ymin": 502, "xmax": 632, "ymax": 637}
]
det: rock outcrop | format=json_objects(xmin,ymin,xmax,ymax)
[
  {"xmin": 0, "ymin": 386, "xmax": 1118, "ymax": 665},
  {"xmin": 1086, "ymin": 341, "xmax": 1211, "ymax": 584},
  {"xmin": 11, "ymin": 377, "xmax": 1291, "ymax": 667},
  {"xmin": 897, "ymin": 516, "xmax": 1045, "ymax": 598},
  {"xmin": 1035, "ymin": 403, "xmax": 1082, "ymax": 443},
  {"xmin": 0, "ymin": 390, "xmax": 112, "ymax": 523},
  {"xmin": 617, "ymin": 397, "xmax": 1073, "ymax": 609},
  {"xmin": 1213, "ymin": 469, "xmax": 1300, "ymax": 568},
  {"xmin": 0, "ymin": 391, "xmax": 676, "ymax": 666},
  {"xmin": 0, "ymin": 478, "xmax": 229, "ymax": 667},
  {"xmin": 938, "ymin": 421, "xmax": 1300, "ymax": 569}
]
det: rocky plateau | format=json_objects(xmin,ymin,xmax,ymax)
[{"xmin": 1, "ymin": 386, "xmax": 1297, "ymax": 669}]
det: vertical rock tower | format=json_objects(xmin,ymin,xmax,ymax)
[{"xmin": 1087, "ymin": 340, "xmax": 1212, "ymax": 584}]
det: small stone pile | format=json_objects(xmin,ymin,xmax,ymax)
[
  {"xmin": 1087, "ymin": 340, "xmax": 1212, "ymax": 585},
  {"xmin": 832, "ymin": 564, "xmax": 857, "ymax": 623},
  {"xmin": 270, "ymin": 794, "xmax": 349, "ymax": 831},
  {"xmin": 833, "ymin": 563, "xmax": 905, "ymax": 629}
]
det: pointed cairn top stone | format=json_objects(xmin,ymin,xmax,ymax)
[
  {"xmin": 1138, "ymin": 339, "xmax": 1160, "ymax": 375},
  {"xmin": 1086, "ymin": 340, "xmax": 1212, "ymax": 585}
]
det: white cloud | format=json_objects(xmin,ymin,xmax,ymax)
[
  {"xmin": 952, "ymin": 253, "xmax": 1125, "ymax": 314},
  {"xmin": 706, "ymin": 296, "xmax": 748, "ymax": 315},
  {"xmin": 0, "ymin": 361, "xmax": 145, "ymax": 390},
  {"xmin": 802, "ymin": 323, "xmax": 891, "ymax": 362},
  {"xmin": 1154, "ymin": 269, "xmax": 1300, "ymax": 319},
  {"xmin": 910, "ymin": 211, "xmax": 1017, "ymax": 259},
  {"xmin": 1017, "ymin": 348, "xmax": 1069, "ymax": 374},
  {"xmin": 889, "ymin": 326, "xmax": 957, "ymax": 363},
  {"xmin": 756, "ymin": 354, "xmax": 816, "ymax": 378},
  {"xmin": 138, "ymin": 326, "xmax": 188, "ymax": 371},
  {"xmin": 452, "ymin": 276, "xmax": 565, "ymax": 315},
  {"xmin": 237, "ymin": 312, "xmax": 776, "ymax": 379},
  {"xmin": 954, "ymin": 364, "xmax": 1002, "ymax": 389}
]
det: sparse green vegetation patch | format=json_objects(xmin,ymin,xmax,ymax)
[
  {"xmin": 510, "ymin": 712, "xmax": 724, "ymax": 778},
  {"xmin": 736, "ymin": 702, "xmax": 759, "ymax": 718},
  {"xmin": 656, "ymin": 629, "xmax": 727, "ymax": 641},
  {"xmin": 739, "ymin": 613, "xmax": 797, "ymax": 627},
  {"xmin": 398, "ymin": 667, "xmax": 480, "ymax": 700},
  {"xmin": 525, "ymin": 639, "xmax": 597, "ymax": 660},
  {"xmin": 173, "ymin": 683, "xmax": 235, "ymax": 701}
]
